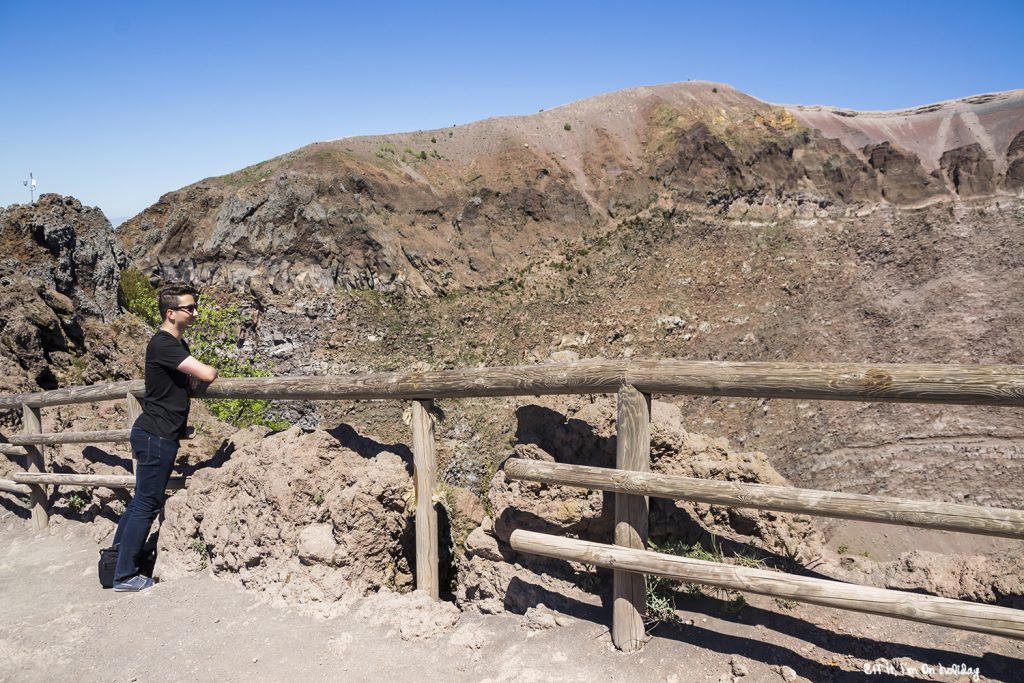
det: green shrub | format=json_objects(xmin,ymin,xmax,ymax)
[
  {"xmin": 563, "ymin": 122, "xmax": 572, "ymax": 131},
  {"xmin": 66, "ymin": 489, "xmax": 91, "ymax": 513},
  {"xmin": 187, "ymin": 299, "xmax": 289, "ymax": 429},
  {"xmin": 119, "ymin": 268, "xmax": 160, "ymax": 328}
]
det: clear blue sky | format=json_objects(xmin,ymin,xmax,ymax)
[{"xmin": 1, "ymin": 0, "xmax": 1021, "ymax": 222}]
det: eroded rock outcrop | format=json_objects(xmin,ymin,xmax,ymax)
[
  {"xmin": 940, "ymin": 143, "xmax": 996, "ymax": 196},
  {"xmin": 830, "ymin": 549, "xmax": 1024, "ymax": 608},
  {"xmin": 863, "ymin": 142, "xmax": 947, "ymax": 205},
  {"xmin": 0, "ymin": 194, "xmax": 127, "ymax": 322},
  {"xmin": 0, "ymin": 194, "xmax": 135, "ymax": 392},
  {"xmin": 158, "ymin": 425, "xmax": 416, "ymax": 608},
  {"xmin": 1006, "ymin": 129, "xmax": 1024, "ymax": 190}
]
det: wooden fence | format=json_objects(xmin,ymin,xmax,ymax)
[{"xmin": 1, "ymin": 359, "xmax": 1023, "ymax": 649}]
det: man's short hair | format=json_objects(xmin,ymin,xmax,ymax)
[{"xmin": 157, "ymin": 283, "xmax": 199, "ymax": 320}]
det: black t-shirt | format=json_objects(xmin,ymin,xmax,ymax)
[{"xmin": 133, "ymin": 330, "xmax": 192, "ymax": 439}]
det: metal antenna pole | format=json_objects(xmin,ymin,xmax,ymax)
[{"xmin": 23, "ymin": 173, "xmax": 37, "ymax": 203}]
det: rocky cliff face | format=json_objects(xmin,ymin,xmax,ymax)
[{"xmin": 0, "ymin": 194, "xmax": 138, "ymax": 392}]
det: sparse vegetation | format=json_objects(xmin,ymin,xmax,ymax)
[
  {"xmin": 574, "ymin": 563, "xmax": 602, "ymax": 594},
  {"xmin": 67, "ymin": 355, "xmax": 91, "ymax": 386},
  {"xmin": 563, "ymin": 123, "xmax": 572, "ymax": 131},
  {"xmin": 220, "ymin": 160, "xmax": 274, "ymax": 186},
  {"xmin": 645, "ymin": 536, "xmax": 768, "ymax": 627},
  {"xmin": 190, "ymin": 536, "xmax": 208, "ymax": 569},
  {"xmin": 187, "ymin": 298, "xmax": 290, "ymax": 429},
  {"xmin": 119, "ymin": 268, "xmax": 160, "ymax": 328},
  {"xmin": 646, "ymin": 572, "xmax": 680, "ymax": 625},
  {"xmin": 66, "ymin": 489, "xmax": 91, "ymax": 513}
]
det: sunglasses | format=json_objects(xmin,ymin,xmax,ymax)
[{"xmin": 172, "ymin": 304, "xmax": 198, "ymax": 314}]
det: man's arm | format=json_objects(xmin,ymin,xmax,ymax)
[{"xmin": 177, "ymin": 356, "xmax": 218, "ymax": 383}]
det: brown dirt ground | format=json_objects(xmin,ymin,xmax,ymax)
[{"xmin": 2, "ymin": 508, "xmax": 1022, "ymax": 683}]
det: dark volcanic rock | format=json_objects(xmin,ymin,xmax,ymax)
[
  {"xmin": 653, "ymin": 122, "xmax": 747, "ymax": 198},
  {"xmin": 0, "ymin": 194, "xmax": 128, "ymax": 321},
  {"xmin": 863, "ymin": 142, "xmax": 947, "ymax": 205},
  {"xmin": 940, "ymin": 143, "xmax": 996, "ymax": 196},
  {"xmin": 1006, "ymin": 129, "xmax": 1024, "ymax": 190},
  {"xmin": 0, "ymin": 194, "xmax": 136, "ymax": 392}
]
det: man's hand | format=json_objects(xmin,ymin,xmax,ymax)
[{"xmin": 189, "ymin": 375, "xmax": 200, "ymax": 392}]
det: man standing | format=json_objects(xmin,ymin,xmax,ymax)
[{"xmin": 112, "ymin": 284, "xmax": 218, "ymax": 591}]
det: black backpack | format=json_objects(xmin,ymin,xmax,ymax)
[{"xmin": 98, "ymin": 537, "xmax": 158, "ymax": 589}]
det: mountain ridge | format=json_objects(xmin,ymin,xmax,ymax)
[{"xmin": 115, "ymin": 82, "xmax": 1024, "ymax": 300}]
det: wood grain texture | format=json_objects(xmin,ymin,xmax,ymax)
[
  {"xmin": 613, "ymin": 385, "xmax": 650, "ymax": 652},
  {"xmin": 126, "ymin": 392, "xmax": 143, "ymax": 426},
  {"xmin": 0, "ymin": 444, "xmax": 28, "ymax": 456},
  {"xmin": 8, "ymin": 429, "xmax": 131, "ymax": 446},
  {"xmin": 0, "ymin": 479, "xmax": 30, "ymax": 495},
  {"xmin": 624, "ymin": 360, "xmax": 1024, "ymax": 405},
  {"xmin": 192, "ymin": 363, "xmax": 625, "ymax": 401},
  {"xmin": 1, "ymin": 361, "xmax": 1023, "ymax": 407},
  {"xmin": 412, "ymin": 399, "xmax": 439, "ymax": 599},
  {"xmin": 510, "ymin": 530, "xmax": 1024, "ymax": 641},
  {"xmin": 22, "ymin": 404, "xmax": 48, "ymax": 530},
  {"xmin": 0, "ymin": 380, "xmax": 143, "ymax": 409},
  {"xmin": 503, "ymin": 459, "xmax": 1024, "ymax": 539},
  {"xmin": 13, "ymin": 472, "xmax": 186, "ymax": 490}
]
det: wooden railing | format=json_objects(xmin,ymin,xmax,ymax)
[{"xmin": 1, "ymin": 359, "xmax": 1023, "ymax": 650}]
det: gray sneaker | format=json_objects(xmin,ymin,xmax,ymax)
[{"xmin": 113, "ymin": 575, "xmax": 154, "ymax": 592}]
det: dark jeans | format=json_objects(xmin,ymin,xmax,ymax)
[{"xmin": 113, "ymin": 426, "xmax": 179, "ymax": 582}]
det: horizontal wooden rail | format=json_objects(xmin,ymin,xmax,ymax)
[
  {"xmin": 1, "ymin": 361, "xmax": 1022, "ymax": 408},
  {"xmin": 0, "ymin": 380, "xmax": 142, "ymax": 409},
  {"xmin": 194, "ymin": 365, "xmax": 622, "ymax": 401},
  {"xmin": 0, "ymin": 444, "xmax": 29, "ymax": 456},
  {"xmin": 503, "ymin": 459, "xmax": 1024, "ymax": 540},
  {"xmin": 623, "ymin": 360, "xmax": 1024, "ymax": 405},
  {"xmin": 13, "ymin": 473, "xmax": 187, "ymax": 490},
  {"xmin": 510, "ymin": 530, "xmax": 1024, "ymax": 641},
  {"xmin": 180, "ymin": 361, "xmax": 1024, "ymax": 405},
  {"xmin": 0, "ymin": 479, "xmax": 30, "ymax": 495},
  {"xmin": 7, "ymin": 429, "xmax": 132, "ymax": 446}
]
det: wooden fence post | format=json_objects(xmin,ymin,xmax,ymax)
[
  {"xmin": 412, "ymin": 399, "xmax": 439, "ymax": 599},
  {"xmin": 126, "ymin": 392, "xmax": 142, "ymax": 427},
  {"xmin": 22, "ymin": 403, "xmax": 48, "ymax": 530},
  {"xmin": 126, "ymin": 391, "xmax": 141, "ymax": 471},
  {"xmin": 613, "ymin": 384, "xmax": 651, "ymax": 652}
]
